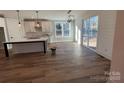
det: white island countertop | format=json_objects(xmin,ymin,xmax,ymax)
[{"xmin": 4, "ymin": 37, "xmax": 48, "ymax": 44}]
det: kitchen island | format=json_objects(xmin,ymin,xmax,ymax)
[{"xmin": 3, "ymin": 37, "xmax": 48, "ymax": 57}]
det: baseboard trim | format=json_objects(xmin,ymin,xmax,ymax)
[{"xmin": 96, "ymin": 50, "xmax": 112, "ymax": 60}]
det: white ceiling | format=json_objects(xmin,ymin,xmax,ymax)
[{"xmin": 0, "ymin": 10, "xmax": 86, "ymax": 20}]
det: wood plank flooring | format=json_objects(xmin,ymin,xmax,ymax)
[{"xmin": 0, "ymin": 42, "xmax": 110, "ymax": 83}]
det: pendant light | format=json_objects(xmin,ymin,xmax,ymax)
[
  {"xmin": 67, "ymin": 10, "xmax": 72, "ymax": 14},
  {"xmin": 67, "ymin": 10, "xmax": 74, "ymax": 23},
  {"xmin": 36, "ymin": 11, "xmax": 40, "ymax": 27},
  {"xmin": 16, "ymin": 10, "xmax": 21, "ymax": 27}
]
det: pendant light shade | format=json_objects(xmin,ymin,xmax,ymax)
[
  {"xmin": 18, "ymin": 21, "xmax": 21, "ymax": 27},
  {"xmin": 16, "ymin": 10, "xmax": 21, "ymax": 27},
  {"xmin": 36, "ymin": 11, "xmax": 40, "ymax": 27},
  {"xmin": 36, "ymin": 22, "xmax": 40, "ymax": 27}
]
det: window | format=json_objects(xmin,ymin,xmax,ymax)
[
  {"xmin": 56, "ymin": 23, "xmax": 62, "ymax": 36},
  {"xmin": 55, "ymin": 22, "xmax": 70, "ymax": 37}
]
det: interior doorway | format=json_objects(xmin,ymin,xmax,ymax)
[{"xmin": 0, "ymin": 27, "xmax": 5, "ymax": 49}]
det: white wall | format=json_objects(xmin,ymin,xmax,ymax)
[
  {"xmin": 6, "ymin": 18, "xmax": 25, "ymax": 41},
  {"xmin": 81, "ymin": 10, "xmax": 117, "ymax": 60},
  {"xmin": 74, "ymin": 15, "xmax": 83, "ymax": 44},
  {"xmin": 110, "ymin": 11, "xmax": 124, "ymax": 82}
]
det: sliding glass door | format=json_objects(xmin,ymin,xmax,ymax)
[
  {"xmin": 82, "ymin": 16, "xmax": 98, "ymax": 50},
  {"xmin": 82, "ymin": 19, "xmax": 90, "ymax": 46}
]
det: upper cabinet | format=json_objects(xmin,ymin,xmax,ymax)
[
  {"xmin": 24, "ymin": 19, "xmax": 52, "ymax": 33},
  {"xmin": 42, "ymin": 21, "xmax": 51, "ymax": 32}
]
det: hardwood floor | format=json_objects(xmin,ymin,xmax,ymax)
[{"xmin": 0, "ymin": 42, "xmax": 110, "ymax": 83}]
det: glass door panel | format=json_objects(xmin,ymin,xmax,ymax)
[
  {"xmin": 82, "ymin": 19, "xmax": 90, "ymax": 46},
  {"xmin": 63, "ymin": 23, "xmax": 70, "ymax": 37},
  {"xmin": 89, "ymin": 16, "xmax": 98, "ymax": 49},
  {"xmin": 55, "ymin": 22, "xmax": 71, "ymax": 38},
  {"xmin": 55, "ymin": 23, "xmax": 62, "ymax": 37},
  {"xmin": 82, "ymin": 16, "xmax": 98, "ymax": 50}
]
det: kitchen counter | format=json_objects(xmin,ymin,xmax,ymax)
[{"xmin": 3, "ymin": 37, "xmax": 48, "ymax": 57}]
